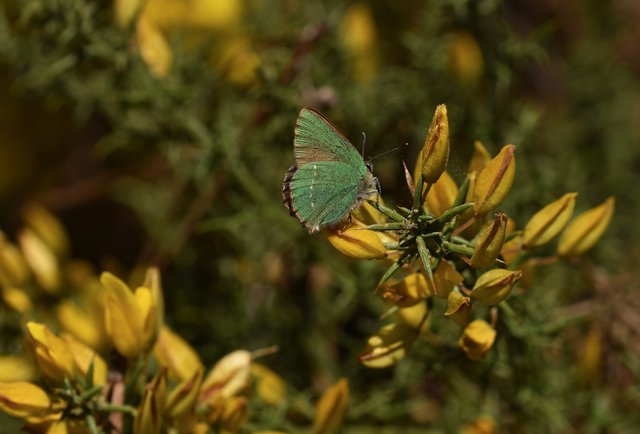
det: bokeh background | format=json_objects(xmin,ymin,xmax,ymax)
[{"xmin": 0, "ymin": 0, "xmax": 639, "ymax": 432}]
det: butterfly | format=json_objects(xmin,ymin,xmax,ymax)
[{"xmin": 282, "ymin": 107, "xmax": 379, "ymax": 233}]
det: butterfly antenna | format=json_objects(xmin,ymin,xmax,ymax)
[
  {"xmin": 361, "ymin": 132, "xmax": 367, "ymax": 156},
  {"xmin": 369, "ymin": 143, "xmax": 410, "ymax": 162}
]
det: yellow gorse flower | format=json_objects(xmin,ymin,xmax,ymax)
[
  {"xmin": 459, "ymin": 319, "xmax": 496, "ymax": 361},
  {"xmin": 26, "ymin": 322, "xmax": 76, "ymax": 383},
  {"xmin": 421, "ymin": 104, "xmax": 450, "ymax": 184},
  {"xmin": 523, "ymin": 192, "xmax": 577, "ymax": 248},
  {"xmin": 0, "ymin": 381, "xmax": 61, "ymax": 424},
  {"xmin": 557, "ymin": 197, "xmax": 615, "ymax": 256},
  {"xmin": 134, "ymin": 370, "xmax": 168, "ymax": 434},
  {"xmin": 154, "ymin": 325, "xmax": 203, "ymax": 381},
  {"xmin": 473, "ymin": 144, "xmax": 516, "ymax": 216},
  {"xmin": 313, "ymin": 378, "xmax": 349, "ymax": 434}
]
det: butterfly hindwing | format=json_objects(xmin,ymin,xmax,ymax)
[
  {"xmin": 294, "ymin": 108, "xmax": 367, "ymax": 175},
  {"xmin": 286, "ymin": 162, "xmax": 362, "ymax": 232}
]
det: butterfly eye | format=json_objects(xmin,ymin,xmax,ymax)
[{"xmin": 365, "ymin": 161, "xmax": 374, "ymax": 172}]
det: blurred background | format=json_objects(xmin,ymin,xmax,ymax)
[{"xmin": 0, "ymin": 0, "xmax": 639, "ymax": 432}]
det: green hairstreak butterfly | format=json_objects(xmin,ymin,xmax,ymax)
[{"xmin": 282, "ymin": 107, "xmax": 379, "ymax": 233}]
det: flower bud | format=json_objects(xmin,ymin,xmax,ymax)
[
  {"xmin": 154, "ymin": 326, "xmax": 203, "ymax": 381},
  {"xmin": 473, "ymin": 144, "xmax": 516, "ymax": 215},
  {"xmin": 0, "ymin": 233, "xmax": 29, "ymax": 287},
  {"xmin": 558, "ymin": 197, "xmax": 615, "ymax": 256},
  {"xmin": 136, "ymin": 17, "xmax": 172, "ymax": 78},
  {"xmin": 468, "ymin": 141, "xmax": 491, "ymax": 174},
  {"xmin": 458, "ymin": 319, "xmax": 496, "ymax": 361},
  {"xmin": 313, "ymin": 378, "xmax": 349, "ymax": 434},
  {"xmin": 113, "ymin": 0, "xmax": 143, "ymax": 27},
  {"xmin": 200, "ymin": 350, "xmax": 251, "ymax": 407},
  {"xmin": 424, "ymin": 171, "xmax": 458, "ymax": 217},
  {"xmin": 251, "ymin": 363, "xmax": 286, "ymax": 406},
  {"xmin": 397, "ymin": 302, "xmax": 430, "ymax": 334},
  {"xmin": 430, "ymin": 260, "xmax": 463, "ymax": 299},
  {"xmin": 324, "ymin": 225, "xmax": 386, "ymax": 260},
  {"xmin": 22, "ymin": 204, "xmax": 69, "ymax": 257},
  {"xmin": 523, "ymin": 192, "xmax": 577, "ymax": 248},
  {"xmin": 2, "ymin": 287, "xmax": 32, "ymax": 314},
  {"xmin": 18, "ymin": 229, "xmax": 60, "ymax": 294},
  {"xmin": 56, "ymin": 300, "xmax": 106, "ymax": 353},
  {"xmin": 0, "ymin": 382, "xmax": 61, "ymax": 424},
  {"xmin": 470, "ymin": 269, "xmax": 522, "ymax": 306},
  {"xmin": 359, "ymin": 322, "xmax": 417, "ymax": 368},
  {"xmin": 444, "ymin": 291, "xmax": 472, "ymax": 326},
  {"xmin": 341, "ymin": 3, "xmax": 378, "ymax": 83},
  {"xmin": 134, "ymin": 370, "xmax": 167, "ymax": 434},
  {"xmin": 447, "ymin": 31, "xmax": 484, "ymax": 90},
  {"xmin": 60, "ymin": 333, "xmax": 107, "ymax": 386},
  {"xmin": 381, "ymin": 272, "xmax": 432, "ymax": 307},
  {"xmin": 220, "ymin": 396, "xmax": 248, "ymax": 432},
  {"xmin": 102, "ymin": 272, "xmax": 145, "ymax": 358},
  {"xmin": 470, "ymin": 213, "xmax": 508, "ymax": 269},
  {"xmin": 166, "ymin": 367, "xmax": 204, "ymax": 421},
  {"xmin": 421, "ymin": 104, "xmax": 450, "ymax": 184},
  {"xmin": 26, "ymin": 322, "xmax": 76, "ymax": 383}
]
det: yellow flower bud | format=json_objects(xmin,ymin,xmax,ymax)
[
  {"xmin": 166, "ymin": 367, "xmax": 203, "ymax": 421},
  {"xmin": 0, "ymin": 382, "xmax": 61, "ymax": 424},
  {"xmin": 0, "ymin": 356, "xmax": 36, "ymax": 382},
  {"xmin": 397, "ymin": 302, "xmax": 430, "ymax": 334},
  {"xmin": 18, "ymin": 229, "xmax": 60, "ymax": 294},
  {"xmin": 0, "ymin": 233, "xmax": 29, "ymax": 287},
  {"xmin": 430, "ymin": 260, "xmax": 464, "ymax": 299},
  {"xmin": 251, "ymin": 363, "xmax": 286, "ymax": 406},
  {"xmin": 470, "ymin": 213, "xmax": 508, "ymax": 269},
  {"xmin": 134, "ymin": 370, "xmax": 167, "ymax": 434},
  {"xmin": 359, "ymin": 322, "xmax": 417, "ymax": 368},
  {"xmin": 154, "ymin": 326, "xmax": 203, "ymax": 381},
  {"xmin": 313, "ymin": 378, "xmax": 349, "ymax": 434},
  {"xmin": 26, "ymin": 322, "xmax": 76, "ymax": 383},
  {"xmin": 113, "ymin": 0, "xmax": 143, "ymax": 28},
  {"xmin": 56, "ymin": 300, "xmax": 106, "ymax": 353},
  {"xmin": 459, "ymin": 320, "xmax": 496, "ymax": 361},
  {"xmin": 557, "ymin": 197, "xmax": 615, "ymax": 256},
  {"xmin": 577, "ymin": 326, "xmax": 602, "ymax": 386},
  {"xmin": 60, "ymin": 333, "xmax": 107, "ymax": 386},
  {"xmin": 220, "ymin": 396, "xmax": 248, "ymax": 432},
  {"xmin": 468, "ymin": 141, "xmax": 491, "ymax": 175},
  {"xmin": 421, "ymin": 104, "xmax": 450, "ymax": 184},
  {"xmin": 200, "ymin": 350, "xmax": 251, "ymax": 406},
  {"xmin": 470, "ymin": 269, "xmax": 522, "ymax": 306},
  {"xmin": 424, "ymin": 170, "xmax": 458, "ymax": 217},
  {"xmin": 341, "ymin": 3, "xmax": 378, "ymax": 83},
  {"xmin": 447, "ymin": 31, "xmax": 484, "ymax": 90},
  {"xmin": 523, "ymin": 192, "xmax": 577, "ymax": 248},
  {"xmin": 381, "ymin": 272, "xmax": 432, "ymax": 307},
  {"xmin": 187, "ymin": 0, "xmax": 242, "ymax": 30},
  {"xmin": 136, "ymin": 17, "xmax": 172, "ymax": 78},
  {"xmin": 22, "ymin": 204, "xmax": 69, "ymax": 257},
  {"xmin": 444, "ymin": 291, "xmax": 472, "ymax": 326},
  {"xmin": 324, "ymin": 225, "xmax": 386, "ymax": 260},
  {"xmin": 473, "ymin": 144, "xmax": 516, "ymax": 215},
  {"xmin": 2, "ymin": 287, "xmax": 32, "ymax": 314},
  {"xmin": 102, "ymin": 272, "xmax": 145, "ymax": 358}
]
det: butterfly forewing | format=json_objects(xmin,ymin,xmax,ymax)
[{"xmin": 294, "ymin": 108, "xmax": 367, "ymax": 172}]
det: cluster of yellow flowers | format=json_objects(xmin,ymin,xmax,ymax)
[
  {"xmin": 324, "ymin": 104, "xmax": 615, "ymax": 366},
  {"xmin": 0, "ymin": 207, "xmax": 350, "ymax": 433}
]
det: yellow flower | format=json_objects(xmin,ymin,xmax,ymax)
[
  {"xmin": 557, "ymin": 197, "xmax": 615, "ymax": 256},
  {"xmin": 154, "ymin": 325, "xmax": 203, "ymax": 381},
  {"xmin": 460, "ymin": 415, "xmax": 497, "ymax": 434},
  {"xmin": 2, "ymin": 286, "xmax": 32, "ymax": 314},
  {"xmin": 60, "ymin": 333, "xmax": 108, "ymax": 386},
  {"xmin": 113, "ymin": 0, "xmax": 143, "ymax": 28},
  {"xmin": 184, "ymin": 0, "xmax": 242, "ymax": 30},
  {"xmin": 215, "ymin": 36, "xmax": 261, "ymax": 87},
  {"xmin": 444, "ymin": 291, "xmax": 472, "ymax": 327},
  {"xmin": 423, "ymin": 170, "xmax": 458, "ymax": 217},
  {"xmin": 341, "ymin": 3, "xmax": 378, "ymax": 83},
  {"xmin": 459, "ymin": 320, "xmax": 496, "ymax": 361},
  {"xmin": 220, "ymin": 395, "xmax": 248, "ymax": 433},
  {"xmin": 473, "ymin": 144, "xmax": 516, "ymax": 216},
  {"xmin": 0, "ymin": 232, "xmax": 30, "ymax": 287},
  {"xmin": 523, "ymin": 192, "xmax": 577, "ymax": 248},
  {"xmin": 470, "ymin": 269, "xmax": 522, "ymax": 306},
  {"xmin": 56, "ymin": 300, "xmax": 106, "ymax": 353},
  {"xmin": 397, "ymin": 302, "xmax": 430, "ymax": 334},
  {"xmin": 134, "ymin": 370, "xmax": 167, "ymax": 434},
  {"xmin": 26, "ymin": 322, "xmax": 76, "ymax": 383},
  {"xmin": 313, "ymin": 378, "xmax": 349, "ymax": 434},
  {"xmin": 447, "ymin": 31, "xmax": 484, "ymax": 90},
  {"xmin": 18, "ymin": 229, "xmax": 60, "ymax": 294},
  {"xmin": 421, "ymin": 104, "xmax": 450, "ymax": 184},
  {"xmin": 199, "ymin": 350, "xmax": 251, "ymax": 408},
  {"xmin": 381, "ymin": 272, "xmax": 433, "ymax": 307},
  {"xmin": 324, "ymin": 222, "xmax": 386, "ymax": 260},
  {"xmin": 22, "ymin": 203, "xmax": 69, "ymax": 257},
  {"xmin": 470, "ymin": 213, "xmax": 508, "ymax": 269},
  {"xmin": 136, "ymin": 17, "xmax": 172, "ymax": 78},
  {"xmin": 0, "ymin": 382, "xmax": 61, "ymax": 424},
  {"xmin": 359, "ymin": 322, "xmax": 417, "ymax": 368},
  {"xmin": 429, "ymin": 260, "xmax": 464, "ymax": 299},
  {"xmin": 102, "ymin": 271, "xmax": 162, "ymax": 358},
  {"xmin": 166, "ymin": 367, "xmax": 203, "ymax": 421},
  {"xmin": 251, "ymin": 363, "xmax": 286, "ymax": 406},
  {"xmin": 0, "ymin": 356, "xmax": 37, "ymax": 382}
]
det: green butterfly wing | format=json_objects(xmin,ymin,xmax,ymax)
[
  {"xmin": 293, "ymin": 108, "xmax": 367, "ymax": 172},
  {"xmin": 287, "ymin": 162, "xmax": 363, "ymax": 232}
]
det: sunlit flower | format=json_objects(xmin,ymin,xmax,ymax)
[
  {"xmin": 459, "ymin": 320, "xmax": 496, "ymax": 361},
  {"xmin": 314, "ymin": 378, "xmax": 349, "ymax": 434}
]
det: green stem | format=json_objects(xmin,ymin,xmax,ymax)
[
  {"xmin": 442, "ymin": 240, "xmax": 475, "ymax": 256},
  {"xmin": 366, "ymin": 200, "xmax": 405, "ymax": 222},
  {"xmin": 416, "ymin": 236, "xmax": 436, "ymax": 292}
]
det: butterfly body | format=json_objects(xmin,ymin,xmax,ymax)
[{"xmin": 283, "ymin": 108, "xmax": 378, "ymax": 233}]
